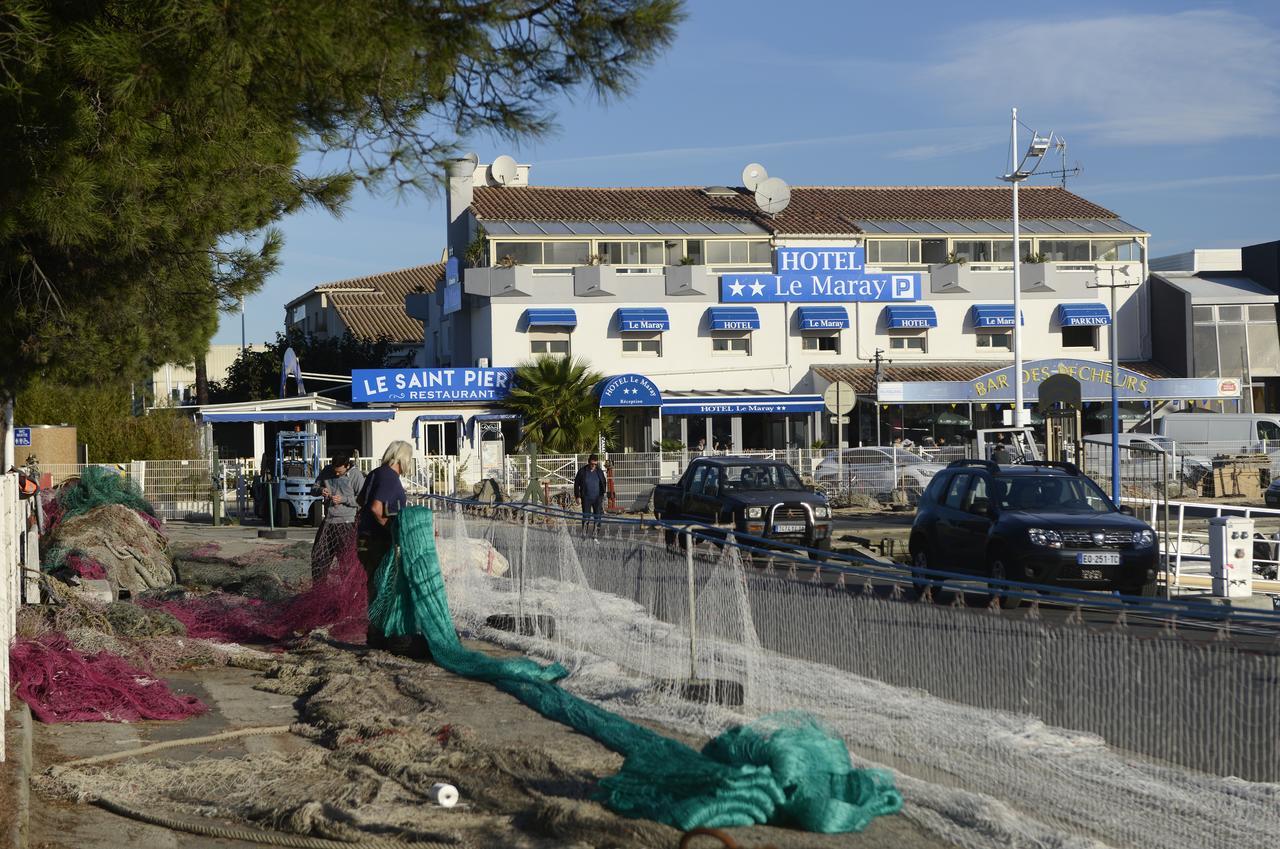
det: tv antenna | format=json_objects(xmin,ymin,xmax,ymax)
[
  {"xmin": 741, "ymin": 163, "xmax": 768, "ymax": 192},
  {"xmin": 1042, "ymin": 137, "xmax": 1082, "ymax": 188},
  {"xmin": 489, "ymin": 154, "xmax": 518, "ymax": 187},
  {"xmin": 754, "ymin": 176, "xmax": 791, "ymax": 216}
]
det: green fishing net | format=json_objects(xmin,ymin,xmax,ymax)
[
  {"xmin": 370, "ymin": 506, "xmax": 903, "ymax": 834},
  {"xmin": 58, "ymin": 466, "xmax": 157, "ymax": 520}
]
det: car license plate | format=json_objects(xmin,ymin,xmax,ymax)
[
  {"xmin": 1080, "ymin": 569, "xmax": 1104, "ymax": 581},
  {"xmin": 1077, "ymin": 552, "xmax": 1121, "ymax": 566},
  {"xmin": 773, "ymin": 523, "xmax": 805, "ymax": 534}
]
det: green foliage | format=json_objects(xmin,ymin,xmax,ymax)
[
  {"xmin": 464, "ymin": 224, "xmax": 489, "ymax": 268},
  {"xmin": 653, "ymin": 438, "xmax": 685, "ymax": 451},
  {"xmin": 0, "ymin": 1, "xmax": 683, "ymax": 399},
  {"xmin": 17, "ymin": 380, "xmax": 201, "ymax": 461},
  {"xmin": 506, "ymin": 356, "xmax": 615, "ymax": 453},
  {"xmin": 208, "ymin": 329, "xmax": 396, "ymax": 403}
]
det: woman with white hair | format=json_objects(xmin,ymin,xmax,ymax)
[{"xmin": 357, "ymin": 440, "xmax": 412, "ymax": 649}]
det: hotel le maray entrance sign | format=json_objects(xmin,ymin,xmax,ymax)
[{"xmin": 720, "ymin": 246, "xmax": 922, "ymax": 303}]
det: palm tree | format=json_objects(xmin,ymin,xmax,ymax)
[{"xmin": 506, "ymin": 355, "xmax": 616, "ymax": 453}]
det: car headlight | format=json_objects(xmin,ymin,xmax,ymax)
[
  {"xmin": 1132, "ymin": 529, "xmax": 1155, "ymax": 547},
  {"xmin": 917, "ymin": 468, "xmax": 936, "ymax": 477},
  {"xmin": 813, "ymin": 505, "xmax": 830, "ymax": 519},
  {"xmin": 745, "ymin": 506, "xmax": 764, "ymax": 519},
  {"xmin": 1028, "ymin": 528, "xmax": 1063, "ymax": 549}
]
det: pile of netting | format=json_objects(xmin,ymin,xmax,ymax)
[
  {"xmin": 10, "ymin": 632, "xmax": 208, "ymax": 723},
  {"xmin": 141, "ymin": 524, "xmax": 367, "ymax": 644},
  {"xmin": 371, "ymin": 507, "xmax": 903, "ymax": 834},
  {"xmin": 56, "ymin": 465, "xmax": 157, "ymax": 525}
]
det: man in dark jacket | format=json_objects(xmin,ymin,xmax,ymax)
[{"xmin": 573, "ymin": 454, "xmax": 607, "ymax": 537}]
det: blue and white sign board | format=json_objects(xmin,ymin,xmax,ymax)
[
  {"xmin": 661, "ymin": 394, "xmax": 825, "ymax": 415},
  {"xmin": 875, "ymin": 359, "xmax": 1239, "ymax": 404},
  {"xmin": 352, "ymin": 368, "xmax": 515, "ymax": 403},
  {"xmin": 443, "ymin": 256, "xmax": 462, "ymax": 315},
  {"xmin": 13, "ymin": 427, "xmax": 31, "ymax": 447},
  {"xmin": 597, "ymin": 374, "xmax": 662, "ymax": 407},
  {"xmin": 720, "ymin": 245, "xmax": 921, "ymax": 304}
]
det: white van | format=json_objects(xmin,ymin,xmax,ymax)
[{"xmin": 1157, "ymin": 413, "xmax": 1280, "ymax": 451}]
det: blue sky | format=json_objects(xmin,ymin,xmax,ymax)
[{"xmin": 218, "ymin": 0, "xmax": 1280, "ymax": 346}]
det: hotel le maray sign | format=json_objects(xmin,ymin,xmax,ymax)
[{"xmin": 720, "ymin": 247, "xmax": 922, "ymax": 304}]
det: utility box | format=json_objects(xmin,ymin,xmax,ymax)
[{"xmin": 1208, "ymin": 517, "xmax": 1254, "ymax": 598}]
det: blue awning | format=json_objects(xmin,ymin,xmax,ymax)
[
  {"xmin": 524, "ymin": 308, "xmax": 577, "ymax": 328},
  {"xmin": 616, "ymin": 307, "xmax": 670, "ymax": 332},
  {"xmin": 661, "ymin": 394, "xmax": 824, "ymax": 415},
  {"xmin": 201, "ymin": 410, "xmax": 395, "ymax": 423},
  {"xmin": 884, "ymin": 304, "xmax": 938, "ymax": 329},
  {"xmin": 1057, "ymin": 303, "xmax": 1111, "ymax": 327},
  {"xmin": 796, "ymin": 306, "xmax": 850, "ymax": 330},
  {"xmin": 970, "ymin": 304, "xmax": 1023, "ymax": 328},
  {"xmin": 707, "ymin": 306, "xmax": 760, "ymax": 331}
]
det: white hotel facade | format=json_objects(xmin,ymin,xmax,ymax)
[{"xmin": 397, "ymin": 160, "xmax": 1189, "ymax": 453}]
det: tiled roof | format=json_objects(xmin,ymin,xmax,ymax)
[
  {"xmin": 470, "ymin": 185, "xmax": 1121, "ymax": 235},
  {"xmin": 319, "ymin": 263, "xmax": 443, "ymax": 344},
  {"xmin": 813, "ymin": 361, "xmax": 1178, "ymax": 394}
]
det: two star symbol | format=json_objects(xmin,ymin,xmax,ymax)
[{"xmin": 727, "ymin": 278, "xmax": 767, "ymax": 298}]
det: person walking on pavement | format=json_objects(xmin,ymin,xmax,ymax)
[
  {"xmin": 574, "ymin": 453, "xmax": 607, "ymax": 538},
  {"xmin": 311, "ymin": 451, "xmax": 364, "ymax": 581},
  {"xmin": 357, "ymin": 440, "xmax": 410, "ymax": 650}
]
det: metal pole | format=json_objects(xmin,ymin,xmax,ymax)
[
  {"xmin": 685, "ymin": 530, "xmax": 697, "ymax": 681},
  {"xmin": 1011, "ymin": 107, "xmax": 1025, "ymax": 428},
  {"xmin": 1162, "ymin": 450, "xmax": 1171, "ymax": 600},
  {"xmin": 1110, "ymin": 281, "xmax": 1121, "ymax": 504},
  {"xmin": 518, "ymin": 508, "xmax": 528, "ymax": 626},
  {"xmin": 240, "ymin": 296, "xmax": 247, "ymax": 353}
]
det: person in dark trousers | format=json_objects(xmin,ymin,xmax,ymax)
[
  {"xmin": 357, "ymin": 440, "xmax": 410, "ymax": 650},
  {"xmin": 311, "ymin": 451, "xmax": 364, "ymax": 581},
  {"xmin": 574, "ymin": 454, "xmax": 607, "ymax": 537}
]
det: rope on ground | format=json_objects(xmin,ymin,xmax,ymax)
[
  {"xmin": 50, "ymin": 724, "xmax": 296, "ymax": 772},
  {"xmin": 91, "ymin": 795, "xmax": 462, "ymax": 849}
]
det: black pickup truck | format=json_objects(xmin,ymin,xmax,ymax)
[{"xmin": 653, "ymin": 456, "xmax": 833, "ymax": 553}]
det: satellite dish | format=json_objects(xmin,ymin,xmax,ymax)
[
  {"xmin": 742, "ymin": 163, "xmax": 768, "ymax": 192},
  {"xmin": 755, "ymin": 176, "xmax": 791, "ymax": 215},
  {"xmin": 489, "ymin": 154, "xmax": 518, "ymax": 186}
]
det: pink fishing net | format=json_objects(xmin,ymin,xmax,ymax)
[
  {"xmin": 10, "ymin": 633, "xmax": 208, "ymax": 723},
  {"xmin": 143, "ymin": 523, "xmax": 367, "ymax": 644},
  {"xmin": 65, "ymin": 553, "xmax": 107, "ymax": 580}
]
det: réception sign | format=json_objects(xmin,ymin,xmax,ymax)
[
  {"xmin": 352, "ymin": 368, "xmax": 515, "ymax": 403},
  {"xmin": 720, "ymin": 245, "xmax": 922, "ymax": 304}
]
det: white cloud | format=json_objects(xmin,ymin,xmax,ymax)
[
  {"xmin": 921, "ymin": 10, "xmax": 1280, "ymax": 144},
  {"xmin": 1078, "ymin": 172, "xmax": 1280, "ymax": 194}
]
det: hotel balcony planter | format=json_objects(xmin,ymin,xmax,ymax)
[
  {"xmin": 665, "ymin": 264, "xmax": 715, "ymax": 296},
  {"xmin": 928, "ymin": 263, "xmax": 966, "ymax": 294},
  {"xmin": 463, "ymin": 266, "xmax": 535, "ymax": 297},
  {"xmin": 573, "ymin": 264, "xmax": 620, "ymax": 297}
]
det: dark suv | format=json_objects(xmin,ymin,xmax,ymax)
[{"xmin": 909, "ymin": 459, "xmax": 1158, "ymax": 604}]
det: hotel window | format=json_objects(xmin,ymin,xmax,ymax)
[
  {"xmin": 530, "ymin": 332, "xmax": 571, "ymax": 356},
  {"xmin": 951, "ymin": 240, "xmax": 1030, "ymax": 263},
  {"xmin": 704, "ymin": 240, "xmax": 772, "ymax": 265},
  {"xmin": 866, "ymin": 240, "xmax": 920, "ymax": 264},
  {"xmin": 1090, "ymin": 239, "xmax": 1142, "ymax": 261},
  {"xmin": 977, "ymin": 331, "xmax": 1012, "ymax": 350},
  {"xmin": 921, "ymin": 239, "xmax": 948, "ymax": 264},
  {"xmin": 712, "ymin": 335, "xmax": 751, "ymax": 355},
  {"xmin": 622, "ymin": 334, "xmax": 662, "ymax": 357},
  {"xmin": 801, "ymin": 334, "xmax": 840, "ymax": 353},
  {"xmin": 490, "ymin": 240, "xmax": 590, "ymax": 266},
  {"xmin": 889, "ymin": 332, "xmax": 927, "ymax": 352},
  {"xmin": 1038, "ymin": 240, "xmax": 1091, "ymax": 262},
  {"xmin": 598, "ymin": 240, "xmax": 667, "ymax": 265},
  {"xmin": 1061, "ymin": 326, "xmax": 1098, "ymax": 349}
]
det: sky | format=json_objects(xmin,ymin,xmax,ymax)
[{"xmin": 217, "ymin": 0, "xmax": 1280, "ymax": 346}]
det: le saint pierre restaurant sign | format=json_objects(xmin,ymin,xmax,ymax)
[{"xmin": 353, "ymin": 368, "xmax": 515, "ymax": 403}]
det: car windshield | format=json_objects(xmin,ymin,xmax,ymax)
[
  {"xmin": 997, "ymin": 474, "xmax": 1114, "ymax": 514},
  {"xmin": 720, "ymin": 464, "xmax": 807, "ymax": 491}
]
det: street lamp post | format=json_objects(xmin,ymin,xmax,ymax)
[
  {"xmin": 1088, "ymin": 265, "xmax": 1136, "ymax": 504},
  {"xmin": 1000, "ymin": 108, "xmax": 1053, "ymax": 428}
]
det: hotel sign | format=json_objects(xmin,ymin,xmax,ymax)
[
  {"xmin": 352, "ymin": 367, "xmax": 515, "ymax": 403},
  {"xmin": 720, "ymin": 246, "xmax": 922, "ymax": 304},
  {"xmin": 876, "ymin": 359, "xmax": 1239, "ymax": 404}
]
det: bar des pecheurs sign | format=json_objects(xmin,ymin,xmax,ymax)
[{"xmin": 876, "ymin": 359, "xmax": 1239, "ymax": 404}]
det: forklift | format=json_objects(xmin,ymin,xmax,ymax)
[{"xmin": 253, "ymin": 431, "xmax": 324, "ymax": 527}]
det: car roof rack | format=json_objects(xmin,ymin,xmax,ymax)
[
  {"xmin": 1022, "ymin": 459, "xmax": 1082, "ymax": 476},
  {"xmin": 947, "ymin": 459, "xmax": 999, "ymax": 472}
]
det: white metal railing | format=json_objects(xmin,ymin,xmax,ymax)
[{"xmin": 1, "ymin": 473, "xmax": 22, "ymax": 761}]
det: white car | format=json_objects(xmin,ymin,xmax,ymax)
[
  {"xmin": 814, "ymin": 447, "xmax": 945, "ymax": 501},
  {"xmin": 1082, "ymin": 434, "xmax": 1211, "ymax": 487}
]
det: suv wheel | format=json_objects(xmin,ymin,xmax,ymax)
[
  {"xmin": 986, "ymin": 551, "xmax": 1023, "ymax": 609},
  {"xmin": 909, "ymin": 536, "xmax": 934, "ymax": 599}
]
